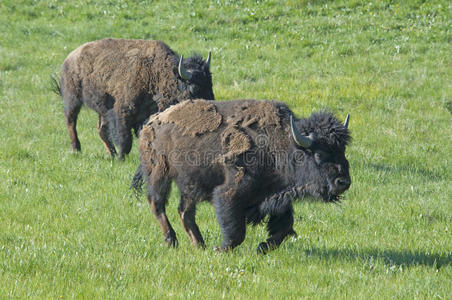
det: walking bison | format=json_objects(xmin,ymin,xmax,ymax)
[
  {"xmin": 137, "ymin": 99, "xmax": 351, "ymax": 253},
  {"xmin": 53, "ymin": 38, "xmax": 214, "ymax": 159}
]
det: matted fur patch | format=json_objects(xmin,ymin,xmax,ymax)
[
  {"xmin": 158, "ymin": 100, "xmax": 222, "ymax": 136},
  {"xmin": 227, "ymin": 101, "xmax": 281, "ymax": 128},
  {"xmin": 221, "ymin": 127, "xmax": 251, "ymax": 160}
]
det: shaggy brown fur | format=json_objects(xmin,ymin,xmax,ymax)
[
  {"xmin": 224, "ymin": 100, "xmax": 282, "ymax": 128},
  {"xmin": 157, "ymin": 100, "xmax": 222, "ymax": 137},
  {"xmin": 56, "ymin": 38, "xmax": 214, "ymax": 158},
  {"xmin": 220, "ymin": 127, "xmax": 251, "ymax": 161},
  {"xmin": 136, "ymin": 99, "xmax": 351, "ymax": 253}
]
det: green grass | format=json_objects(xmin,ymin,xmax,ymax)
[{"xmin": 1, "ymin": 0, "xmax": 451, "ymax": 298}]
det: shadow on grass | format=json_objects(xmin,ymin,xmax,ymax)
[
  {"xmin": 303, "ymin": 247, "xmax": 451, "ymax": 269},
  {"xmin": 368, "ymin": 163, "xmax": 445, "ymax": 181}
]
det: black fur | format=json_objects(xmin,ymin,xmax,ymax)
[{"xmin": 137, "ymin": 100, "xmax": 351, "ymax": 253}]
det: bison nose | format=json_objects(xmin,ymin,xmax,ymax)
[{"xmin": 334, "ymin": 177, "xmax": 351, "ymax": 191}]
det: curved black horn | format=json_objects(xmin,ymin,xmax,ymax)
[
  {"xmin": 344, "ymin": 114, "xmax": 350, "ymax": 129},
  {"xmin": 178, "ymin": 55, "xmax": 192, "ymax": 81},
  {"xmin": 290, "ymin": 115, "xmax": 313, "ymax": 148},
  {"xmin": 205, "ymin": 51, "xmax": 211, "ymax": 68}
]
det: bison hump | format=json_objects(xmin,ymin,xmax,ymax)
[
  {"xmin": 226, "ymin": 100, "xmax": 282, "ymax": 128},
  {"xmin": 158, "ymin": 100, "xmax": 222, "ymax": 137}
]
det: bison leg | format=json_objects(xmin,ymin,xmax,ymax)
[
  {"xmin": 117, "ymin": 120, "xmax": 133, "ymax": 160},
  {"xmin": 147, "ymin": 181, "xmax": 177, "ymax": 247},
  {"xmin": 97, "ymin": 114, "xmax": 117, "ymax": 157},
  {"xmin": 212, "ymin": 169, "xmax": 253, "ymax": 251},
  {"xmin": 213, "ymin": 200, "xmax": 246, "ymax": 251},
  {"xmin": 63, "ymin": 96, "xmax": 82, "ymax": 152},
  {"xmin": 257, "ymin": 206, "xmax": 297, "ymax": 254},
  {"xmin": 178, "ymin": 197, "xmax": 205, "ymax": 248}
]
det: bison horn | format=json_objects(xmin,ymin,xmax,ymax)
[
  {"xmin": 205, "ymin": 51, "xmax": 211, "ymax": 68},
  {"xmin": 290, "ymin": 115, "xmax": 313, "ymax": 148},
  {"xmin": 178, "ymin": 55, "xmax": 192, "ymax": 81},
  {"xmin": 344, "ymin": 114, "xmax": 350, "ymax": 129}
]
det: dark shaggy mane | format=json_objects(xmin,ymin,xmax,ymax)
[
  {"xmin": 184, "ymin": 53, "xmax": 208, "ymax": 70},
  {"xmin": 298, "ymin": 111, "xmax": 351, "ymax": 149}
]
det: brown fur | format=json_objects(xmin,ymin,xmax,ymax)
[
  {"xmin": 221, "ymin": 127, "xmax": 251, "ymax": 161},
  {"xmin": 138, "ymin": 126, "xmax": 157, "ymax": 178},
  {"xmin": 224, "ymin": 100, "xmax": 282, "ymax": 128},
  {"xmin": 155, "ymin": 100, "xmax": 222, "ymax": 137},
  {"xmin": 58, "ymin": 38, "xmax": 214, "ymax": 158},
  {"xmin": 63, "ymin": 39, "xmax": 185, "ymax": 110}
]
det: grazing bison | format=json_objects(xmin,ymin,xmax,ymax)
[
  {"xmin": 137, "ymin": 99, "xmax": 351, "ymax": 253},
  {"xmin": 53, "ymin": 38, "xmax": 214, "ymax": 159}
]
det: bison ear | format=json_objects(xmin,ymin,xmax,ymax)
[
  {"xmin": 205, "ymin": 51, "xmax": 211, "ymax": 68},
  {"xmin": 290, "ymin": 115, "xmax": 313, "ymax": 149},
  {"xmin": 178, "ymin": 55, "xmax": 193, "ymax": 81},
  {"xmin": 344, "ymin": 114, "xmax": 350, "ymax": 129}
]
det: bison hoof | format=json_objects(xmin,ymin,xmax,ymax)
[
  {"xmin": 257, "ymin": 242, "xmax": 269, "ymax": 254},
  {"xmin": 195, "ymin": 242, "xmax": 206, "ymax": 249},
  {"xmin": 213, "ymin": 246, "xmax": 231, "ymax": 252},
  {"xmin": 108, "ymin": 150, "xmax": 117, "ymax": 157},
  {"xmin": 71, "ymin": 143, "xmax": 81, "ymax": 152},
  {"xmin": 164, "ymin": 234, "xmax": 178, "ymax": 248},
  {"xmin": 288, "ymin": 229, "xmax": 298, "ymax": 237}
]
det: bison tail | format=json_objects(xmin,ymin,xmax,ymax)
[
  {"xmin": 50, "ymin": 74, "xmax": 61, "ymax": 96},
  {"xmin": 130, "ymin": 163, "xmax": 145, "ymax": 194}
]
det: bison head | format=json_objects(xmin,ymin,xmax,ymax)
[
  {"xmin": 290, "ymin": 112, "xmax": 351, "ymax": 202},
  {"xmin": 178, "ymin": 52, "xmax": 214, "ymax": 100}
]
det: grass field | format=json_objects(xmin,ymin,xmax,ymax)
[{"xmin": 1, "ymin": 0, "xmax": 451, "ymax": 298}]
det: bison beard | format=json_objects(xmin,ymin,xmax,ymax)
[
  {"xmin": 136, "ymin": 99, "xmax": 351, "ymax": 253},
  {"xmin": 53, "ymin": 38, "xmax": 214, "ymax": 159}
]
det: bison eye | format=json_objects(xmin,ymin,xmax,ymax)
[{"xmin": 314, "ymin": 151, "xmax": 329, "ymax": 164}]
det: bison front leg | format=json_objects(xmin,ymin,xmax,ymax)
[
  {"xmin": 178, "ymin": 197, "xmax": 205, "ymax": 248},
  {"xmin": 117, "ymin": 120, "xmax": 133, "ymax": 160},
  {"xmin": 212, "ymin": 168, "xmax": 252, "ymax": 251},
  {"xmin": 97, "ymin": 114, "xmax": 117, "ymax": 157},
  {"xmin": 213, "ymin": 200, "xmax": 246, "ymax": 252},
  {"xmin": 257, "ymin": 206, "xmax": 297, "ymax": 254}
]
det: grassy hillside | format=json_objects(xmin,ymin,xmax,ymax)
[{"xmin": 0, "ymin": 0, "xmax": 451, "ymax": 298}]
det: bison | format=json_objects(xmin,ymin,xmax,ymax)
[
  {"xmin": 137, "ymin": 99, "xmax": 351, "ymax": 253},
  {"xmin": 53, "ymin": 38, "xmax": 214, "ymax": 159}
]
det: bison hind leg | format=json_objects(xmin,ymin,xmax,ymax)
[
  {"xmin": 63, "ymin": 95, "xmax": 83, "ymax": 152},
  {"xmin": 147, "ymin": 178, "xmax": 178, "ymax": 247},
  {"xmin": 178, "ymin": 196, "xmax": 205, "ymax": 248}
]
